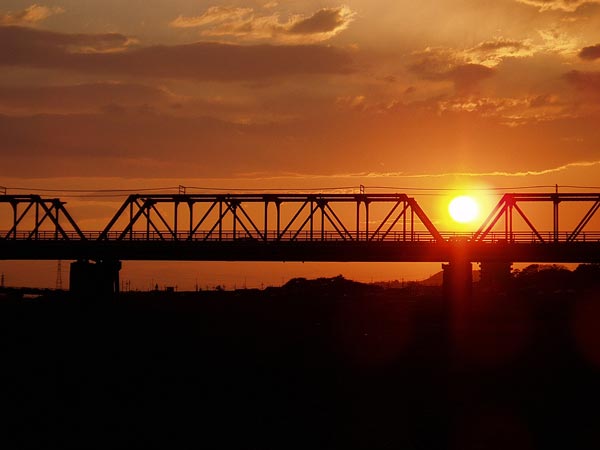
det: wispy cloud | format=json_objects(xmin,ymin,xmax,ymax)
[{"xmin": 239, "ymin": 160, "xmax": 600, "ymax": 180}]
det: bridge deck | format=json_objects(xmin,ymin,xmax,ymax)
[{"xmin": 2, "ymin": 238, "xmax": 600, "ymax": 263}]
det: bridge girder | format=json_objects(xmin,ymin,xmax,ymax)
[
  {"xmin": 472, "ymin": 193, "xmax": 600, "ymax": 243},
  {"xmin": 0, "ymin": 195, "xmax": 85, "ymax": 241},
  {"xmin": 97, "ymin": 193, "xmax": 444, "ymax": 243},
  {"xmin": 2, "ymin": 193, "xmax": 600, "ymax": 263}
]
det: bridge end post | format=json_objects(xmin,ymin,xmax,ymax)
[{"xmin": 70, "ymin": 259, "xmax": 121, "ymax": 299}]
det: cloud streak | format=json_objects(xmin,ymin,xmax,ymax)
[
  {"xmin": 0, "ymin": 26, "xmax": 354, "ymax": 80},
  {"xmin": 243, "ymin": 161, "xmax": 600, "ymax": 181},
  {"xmin": 330, "ymin": 160, "xmax": 600, "ymax": 179}
]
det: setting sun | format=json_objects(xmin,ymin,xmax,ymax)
[{"xmin": 448, "ymin": 195, "xmax": 479, "ymax": 223}]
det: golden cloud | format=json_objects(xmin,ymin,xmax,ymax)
[
  {"xmin": 0, "ymin": 4, "xmax": 64, "ymax": 26},
  {"xmin": 170, "ymin": 6, "xmax": 253, "ymax": 28},
  {"xmin": 170, "ymin": 5, "xmax": 356, "ymax": 44},
  {"xmin": 516, "ymin": 0, "xmax": 600, "ymax": 12}
]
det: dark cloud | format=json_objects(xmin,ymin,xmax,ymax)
[
  {"xmin": 410, "ymin": 53, "xmax": 495, "ymax": 93},
  {"xmin": 529, "ymin": 93, "xmax": 556, "ymax": 107},
  {"xmin": 579, "ymin": 44, "xmax": 600, "ymax": 60},
  {"xmin": 563, "ymin": 70, "xmax": 600, "ymax": 93},
  {"xmin": 447, "ymin": 64, "xmax": 495, "ymax": 93},
  {"xmin": 470, "ymin": 39, "xmax": 529, "ymax": 53},
  {"xmin": 0, "ymin": 26, "xmax": 354, "ymax": 80},
  {"xmin": 288, "ymin": 7, "xmax": 351, "ymax": 34},
  {"xmin": 0, "ymin": 82, "xmax": 170, "ymax": 113},
  {"xmin": 0, "ymin": 26, "xmax": 131, "ymax": 63}
]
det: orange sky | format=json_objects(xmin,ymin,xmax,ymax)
[{"xmin": 1, "ymin": 1, "xmax": 600, "ymax": 289}]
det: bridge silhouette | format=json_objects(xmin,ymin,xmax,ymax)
[{"xmin": 2, "ymin": 192, "xmax": 600, "ymax": 294}]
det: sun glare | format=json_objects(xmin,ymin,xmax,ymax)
[{"xmin": 448, "ymin": 195, "xmax": 479, "ymax": 223}]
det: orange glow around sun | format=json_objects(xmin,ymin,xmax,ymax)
[{"xmin": 448, "ymin": 195, "xmax": 479, "ymax": 223}]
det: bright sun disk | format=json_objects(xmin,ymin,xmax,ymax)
[{"xmin": 448, "ymin": 195, "xmax": 479, "ymax": 223}]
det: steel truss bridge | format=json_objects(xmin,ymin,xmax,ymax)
[{"xmin": 1, "ymin": 192, "xmax": 600, "ymax": 264}]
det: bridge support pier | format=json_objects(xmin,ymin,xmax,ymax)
[
  {"xmin": 442, "ymin": 259, "xmax": 473, "ymax": 353},
  {"xmin": 442, "ymin": 260, "xmax": 472, "ymax": 304},
  {"xmin": 70, "ymin": 259, "xmax": 121, "ymax": 298}
]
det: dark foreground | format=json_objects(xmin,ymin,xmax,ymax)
[{"xmin": 2, "ymin": 277, "xmax": 600, "ymax": 449}]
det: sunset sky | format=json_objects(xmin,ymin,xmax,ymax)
[{"xmin": 2, "ymin": 0, "xmax": 600, "ymax": 289}]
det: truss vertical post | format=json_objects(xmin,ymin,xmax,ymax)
[
  {"xmin": 189, "ymin": 202, "xmax": 194, "ymax": 240},
  {"xmin": 276, "ymin": 201, "xmax": 281, "ymax": 240},
  {"xmin": 356, "ymin": 200, "xmax": 360, "ymax": 241},
  {"xmin": 55, "ymin": 202, "xmax": 60, "ymax": 240},
  {"xmin": 264, "ymin": 200, "xmax": 268, "ymax": 242},
  {"xmin": 129, "ymin": 201, "xmax": 133, "ymax": 240},
  {"xmin": 403, "ymin": 201, "xmax": 407, "ymax": 241},
  {"xmin": 320, "ymin": 202, "xmax": 325, "ymax": 241},
  {"xmin": 310, "ymin": 200, "xmax": 314, "ymax": 241},
  {"xmin": 146, "ymin": 203, "xmax": 150, "ymax": 240},
  {"xmin": 553, "ymin": 196, "xmax": 559, "ymax": 243},
  {"xmin": 12, "ymin": 202, "xmax": 17, "ymax": 239},
  {"xmin": 365, "ymin": 201, "xmax": 370, "ymax": 240},
  {"xmin": 174, "ymin": 202, "xmax": 179, "ymax": 240},
  {"xmin": 509, "ymin": 205, "xmax": 514, "ymax": 242},
  {"xmin": 35, "ymin": 201, "xmax": 39, "ymax": 240},
  {"xmin": 232, "ymin": 203, "xmax": 237, "ymax": 239},
  {"xmin": 219, "ymin": 200, "xmax": 223, "ymax": 241},
  {"xmin": 410, "ymin": 207, "xmax": 414, "ymax": 241},
  {"xmin": 504, "ymin": 204, "xmax": 509, "ymax": 241}
]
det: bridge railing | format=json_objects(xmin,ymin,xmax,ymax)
[{"xmin": 3, "ymin": 230, "xmax": 600, "ymax": 243}]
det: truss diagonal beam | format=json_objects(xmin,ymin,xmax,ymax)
[
  {"xmin": 513, "ymin": 203, "xmax": 545, "ymax": 243},
  {"xmin": 279, "ymin": 201, "xmax": 309, "ymax": 239},
  {"xmin": 408, "ymin": 199, "xmax": 444, "ymax": 242},
  {"xmin": 568, "ymin": 201, "xmax": 600, "ymax": 242},
  {"xmin": 36, "ymin": 201, "xmax": 71, "ymax": 240},
  {"xmin": 190, "ymin": 201, "xmax": 218, "ymax": 238},
  {"xmin": 291, "ymin": 203, "xmax": 320, "ymax": 241},
  {"xmin": 4, "ymin": 201, "xmax": 34, "ymax": 239},
  {"xmin": 379, "ymin": 202, "xmax": 410, "ymax": 241},
  {"xmin": 236, "ymin": 203, "xmax": 263, "ymax": 240},
  {"xmin": 149, "ymin": 203, "xmax": 175, "ymax": 239},
  {"xmin": 203, "ymin": 201, "xmax": 234, "ymax": 241},
  {"xmin": 100, "ymin": 195, "xmax": 137, "ymax": 240},
  {"xmin": 324, "ymin": 203, "xmax": 354, "ymax": 240}
]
